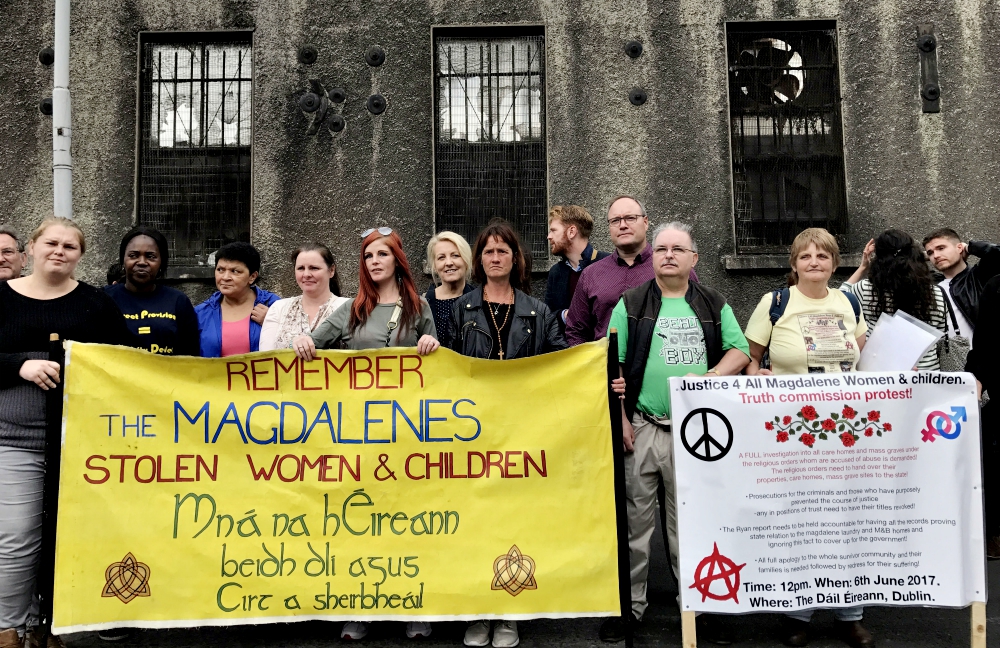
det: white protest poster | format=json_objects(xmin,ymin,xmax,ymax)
[{"xmin": 671, "ymin": 372, "xmax": 985, "ymax": 614}]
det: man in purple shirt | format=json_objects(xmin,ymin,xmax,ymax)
[{"xmin": 565, "ymin": 195, "xmax": 697, "ymax": 347}]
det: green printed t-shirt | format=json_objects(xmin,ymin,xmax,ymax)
[{"xmin": 608, "ymin": 297, "xmax": 749, "ymax": 419}]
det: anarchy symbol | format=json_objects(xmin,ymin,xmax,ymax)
[
  {"xmin": 689, "ymin": 543, "xmax": 745, "ymax": 603},
  {"xmin": 680, "ymin": 408, "xmax": 733, "ymax": 462}
]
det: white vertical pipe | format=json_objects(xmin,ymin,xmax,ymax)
[{"xmin": 52, "ymin": 0, "xmax": 72, "ymax": 218}]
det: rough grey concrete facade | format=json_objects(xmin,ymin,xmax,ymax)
[{"xmin": 1, "ymin": 0, "xmax": 998, "ymax": 318}]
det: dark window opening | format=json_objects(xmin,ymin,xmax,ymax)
[
  {"xmin": 727, "ymin": 21, "xmax": 848, "ymax": 254},
  {"xmin": 433, "ymin": 27, "xmax": 548, "ymax": 262},
  {"xmin": 137, "ymin": 32, "xmax": 252, "ymax": 271}
]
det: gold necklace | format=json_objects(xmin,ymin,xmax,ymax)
[{"xmin": 484, "ymin": 286, "xmax": 514, "ymax": 359}]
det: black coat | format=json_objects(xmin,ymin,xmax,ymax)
[
  {"xmin": 449, "ymin": 287, "xmax": 567, "ymax": 359},
  {"xmin": 944, "ymin": 240, "xmax": 1000, "ymax": 331}
]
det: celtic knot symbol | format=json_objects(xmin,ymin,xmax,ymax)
[
  {"xmin": 689, "ymin": 543, "xmax": 745, "ymax": 603},
  {"xmin": 492, "ymin": 545, "xmax": 537, "ymax": 597},
  {"xmin": 102, "ymin": 552, "xmax": 151, "ymax": 604}
]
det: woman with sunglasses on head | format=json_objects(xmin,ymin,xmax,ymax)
[
  {"xmin": 105, "ymin": 226, "xmax": 200, "ymax": 356},
  {"xmin": 195, "ymin": 242, "xmax": 281, "ymax": 357},
  {"xmin": 293, "ymin": 228, "xmax": 437, "ymax": 641},
  {"xmin": 450, "ymin": 220, "xmax": 565, "ymax": 648},
  {"xmin": 259, "ymin": 243, "xmax": 349, "ymax": 352}
]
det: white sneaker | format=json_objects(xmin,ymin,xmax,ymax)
[
  {"xmin": 405, "ymin": 622, "xmax": 432, "ymax": 639},
  {"xmin": 463, "ymin": 620, "xmax": 491, "ymax": 647},
  {"xmin": 491, "ymin": 621, "xmax": 518, "ymax": 648},
  {"xmin": 340, "ymin": 622, "xmax": 369, "ymax": 640}
]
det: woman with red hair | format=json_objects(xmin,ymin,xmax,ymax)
[{"xmin": 294, "ymin": 227, "xmax": 439, "ymax": 361}]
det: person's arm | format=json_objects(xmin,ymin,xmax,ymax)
[
  {"xmin": 844, "ymin": 239, "xmax": 875, "ymax": 285},
  {"xmin": 743, "ymin": 294, "xmax": 775, "ymax": 376},
  {"xmin": 258, "ymin": 300, "xmax": 285, "ymax": 352},
  {"xmin": 176, "ymin": 294, "xmax": 202, "ymax": 356},
  {"xmin": 712, "ymin": 347, "xmax": 750, "ymax": 375},
  {"xmin": 415, "ymin": 300, "xmax": 440, "ymax": 355},
  {"xmin": 564, "ymin": 274, "xmax": 593, "ymax": 346},
  {"xmin": 968, "ymin": 240, "xmax": 1000, "ymax": 283},
  {"xmin": 541, "ymin": 307, "xmax": 568, "ymax": 352},
  {"xmin": 968, "ymin": 279, "xmax": 1000, "ymax": 395},
  {"xmin": 94, "ymin": 292, "xmax": 136, "ymax": 347},
  {"xmin": 710, "ymin": 304, "xmax": 751, "ymax": 376},
  {"xmin": 309, "ymin": 302, "xmax": 349, "ymax": 350},
  {"xmin": 746, "ymin": 341, "xmax": 772, "ymax": 376}
]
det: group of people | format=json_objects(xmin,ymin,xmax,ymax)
[{"xmin": 0, "ymin": 202, "xmax": 995, "ymax": 648}]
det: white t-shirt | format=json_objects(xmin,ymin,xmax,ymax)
[{"xmin": 939, "ymin": 278, "xmax": 973, "ymax": 348}]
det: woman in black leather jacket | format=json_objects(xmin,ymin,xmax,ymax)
[{"xmin": 449, "ymin": 220, "xmax": 566, "ymax": 361}]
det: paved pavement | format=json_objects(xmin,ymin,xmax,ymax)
[{"xmin": 63, "ymin": 527, "xmax": 999, "ymax": 648}]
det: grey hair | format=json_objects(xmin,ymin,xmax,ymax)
[
  {"xmin": 651, "ymin": 221, "xmax": 697, "ymax": 252},
  {"xmin": 0, "ymin": 226, "xmax": 24, "ymax": 252},
  {"xmin": 606, "ymin": 194, "xmax": 647, "ymax": 218}
]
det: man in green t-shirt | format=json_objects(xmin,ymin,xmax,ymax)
[{"xmin": 603, "ymin": 222, "xmax": 750, "ymax": 644}]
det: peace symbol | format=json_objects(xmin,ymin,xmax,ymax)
[{"xmin": 680, "ymin": 407, "xmax": 733, "ymax": 462}]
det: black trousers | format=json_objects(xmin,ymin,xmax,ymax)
[{"xmin": 983, "ymin": 401, "xmax": 999, "ymax": 537}]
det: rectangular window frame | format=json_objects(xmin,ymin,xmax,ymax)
[
  {"xmin": 723, "ymin": 20, "xmax": 850, "ymax": 261},
  {"xmin": 430, "ymin": 24, "xmax": 550, "ymax": 271},
  {"xmin": 133, "ymin": 30, "xmax": 255, "ymax": 279}
]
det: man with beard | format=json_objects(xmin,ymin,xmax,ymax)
[
  {"xmin": 0, "ymin": 227, "xmax": 27, "ymax": 281},
  {"xmin": 544, "ymin": 205, "xmax": 609, "ymax": 328}
]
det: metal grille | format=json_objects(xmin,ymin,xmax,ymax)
[
  {"xmin": 727, "ymin": 22, "xmax": 848, "ymax": 253},
  {"xmin": 433, "ymin": 30, "xmax": 548, "ymax": 261},
  {"xmin": 137, "ymin": 34, "xmax": 252, "ymax": 266}
]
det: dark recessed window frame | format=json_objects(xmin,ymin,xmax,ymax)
[
  {"xmin": 134, "ymin": 30, "xmax": 254, "ymax": 279},
  {"xmin": 725, "ymin": 20, "xmax": 849, "ymax": 256},
  {"xmin": 431, "ymin": 25, "xmax": 549, "ymax": 269}
]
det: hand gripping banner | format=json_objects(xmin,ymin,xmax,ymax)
[
  {"xmin": 52, "ymin": 342, "xmax": 619, "ymax": 632},
  {"xmin": 671, "ymin": 371, "xmax": 986, "ymax": 614}
]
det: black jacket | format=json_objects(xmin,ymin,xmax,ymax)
[
  {"xmin": 966, "ymin": 274, "xmax": 1000, "ymax": 398},
  {"xmin": 620, "ymin": 279, "xmax": 728, "ymax": 420},
  {"xmin": 449, "ymin": 287, "xmax": 567, "ymax": 359},
  {"xmin": 944, "ymin": 240, "xmax": 1000, "ymax": 331},
  {"xmin": 544, "ymin": 243, "xmax": 611, "ymax": 315}
]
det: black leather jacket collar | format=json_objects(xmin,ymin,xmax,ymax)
[{"xmin": 449, "ymin": 287, "xmax": 568, "ymax": 359}]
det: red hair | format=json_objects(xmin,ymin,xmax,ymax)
[{"xmin": 350, "ymin": 230, "xmax": 422, "ymax": 336}]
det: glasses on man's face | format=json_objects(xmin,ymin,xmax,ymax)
[
  {"xmin": 0, "ymin": 248, "xmax": 20, "ymax": 259},
  {"xmin": 654, "ymin": 246, "xmax": 695, "ymax": 256},
  {"xmin": 608, "ymin": 214, "xmax": 643, "ymax": 228},
  {"xmin": 361, "ymin": 227, "xmax": 393, "ymax": 238}
]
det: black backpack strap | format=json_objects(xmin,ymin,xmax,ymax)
[
  {"xmin": 939, "ymin": 285, "xmax": 960, "ymax": 335},
  {"xmin": 841, "ymin": 289, "xmax": 862, "ymax": 324},
  {"xmin": 768, "ymin": 288, "xmax": 790, "ymax": 326}
]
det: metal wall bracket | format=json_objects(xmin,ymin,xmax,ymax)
[{"xmin": 917, "ymin": 23, "xmax": 940, "ymax": 113}]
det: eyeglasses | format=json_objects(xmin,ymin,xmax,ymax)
[
  {"xmin": 0, "ymin": 248, "xmax": 20, "ymax": 259},
  {"xmin": 608, "ymin": 214, "xmax": 643, "ymax": 228},
  {"xmin": 654, "ymin": 246, "xmax": 695, "ymax": 256},
  {"xmin": 362, "ymin": 227, "xmax": 393, "ymax": 238}
]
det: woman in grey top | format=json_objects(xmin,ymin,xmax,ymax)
[{"xmin": 292, "ymin": 228, "xmax": 437, "ymax": 640}]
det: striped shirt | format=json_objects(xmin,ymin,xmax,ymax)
[{"xmin": 841, "ymin": 279, "xmax": 948, "ymax": 371}]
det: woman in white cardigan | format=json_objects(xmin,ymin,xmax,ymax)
[{"xmin": 259, "ymin": 243, "xmax": 349, "ymax": 351}]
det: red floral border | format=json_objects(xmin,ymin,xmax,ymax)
[{"xmin": 765, "ymin": 406, "xmax": 893, "ymax": 448}]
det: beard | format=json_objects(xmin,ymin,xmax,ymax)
[{"xmin": 549, "ymin": 236, "xmax": 570, "ymax": 256}]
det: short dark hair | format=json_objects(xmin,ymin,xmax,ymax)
[
  {"xmin": 119, "ymin": 226, "xmax": 171, "ymax": 275},
  {"xmin": 216, "ymin": 242, "xmax": 262, "ymax": 277},
  {"xmin": 472, "ymin": 219, "xmax": 532, "ymax": 294},
  {"xmin": 922, "ymin": 227, "xmax": 961, "ymax": 247},
  {"xmin": 0, "ymin": 226, "xmax": 24, "ymax": 252}
]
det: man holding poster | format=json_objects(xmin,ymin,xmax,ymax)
[{"xmin": 605, "ymin": 222, "xmax": 749, "ymax": 643}]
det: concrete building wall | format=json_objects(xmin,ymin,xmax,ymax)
[{"xmin": 1, "ymin": 0, "xmax": 998, "ymax": 318}]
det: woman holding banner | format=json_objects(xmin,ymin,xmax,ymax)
[
  {"xmin": 0, "ymin": 218, "xmax": 132, "ymax": 648},
  {"xmin": 292, "ymin": 227, "xmax": 437, "ymax": 641},
  {"xmin": 450, "ymin": 220, "xmax": 565, "ymax": 648},
  {"xmin": 259, "ymin": 242, "xmax": 349, "ymax": 352},
  {"xmin": 425, "ymin": 231, "xmax": 475, "ymax": 350},
  {"xmin": 744, "ymin": 228, "xmax": 873, "ymax": 648}
]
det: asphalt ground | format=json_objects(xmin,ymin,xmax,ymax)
[{"xmin": 62, "ymin": 525, "xmax": 999, "ymax": 648}]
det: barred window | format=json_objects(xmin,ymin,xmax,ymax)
[
  {"xmin": 136, "ymin": 32, "xmax": 252, "ymax": 273},
  {"xmin": 433, "ymin": 27, "xmax": 548, "ymax": 262},
  {"xmin": 727, "ymin": 21, "xmax": 848, "ymax": 253}
]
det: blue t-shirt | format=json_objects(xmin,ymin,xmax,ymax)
[{"xmin": 104, "ymin": 283, "xmax": 200, "ymax": 356}]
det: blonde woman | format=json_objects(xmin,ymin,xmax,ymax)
[{"xmin": 425, "ymin": 231, "xmax": 474, "ymax": 349}]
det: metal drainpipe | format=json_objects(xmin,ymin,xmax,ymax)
[{"xmin": 52, "ymin": 0, "xmax": 72, "ymax": 218}]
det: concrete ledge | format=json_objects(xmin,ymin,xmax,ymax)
[{"xmin": 723, "ymin": 253, "xmax": 863, "ymax": 272}]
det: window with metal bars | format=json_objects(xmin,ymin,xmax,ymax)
[
  {"xmin": 727, "ymin": 21, "xmax": 848, "ymax": 254},
  {"xmin": 433, "ymin": 27, "xmax": 548, "ymax": 263},
  {"xmin": 136, "ymin": 32, "xmax": 252, "ymax": 273}
]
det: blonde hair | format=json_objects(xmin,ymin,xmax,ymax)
[
  {"xmin": 30, "ymin": 217, "xmax": 86, "ymax": 254},
  {"xmin": 427, "ymin": 231, "xmax": 473, "ymax": 284},
  {"xmin": 549, "ymin": 205, "xmax": 595, "ymax": 238},
  {"xmin": 789, "ymin": 227, "xmax": 839, "ymax": 271}
]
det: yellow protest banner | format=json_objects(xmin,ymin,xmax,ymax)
[{"xmin": 52, "ymin": 341, "xmax": 619, "ymax": 632}]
